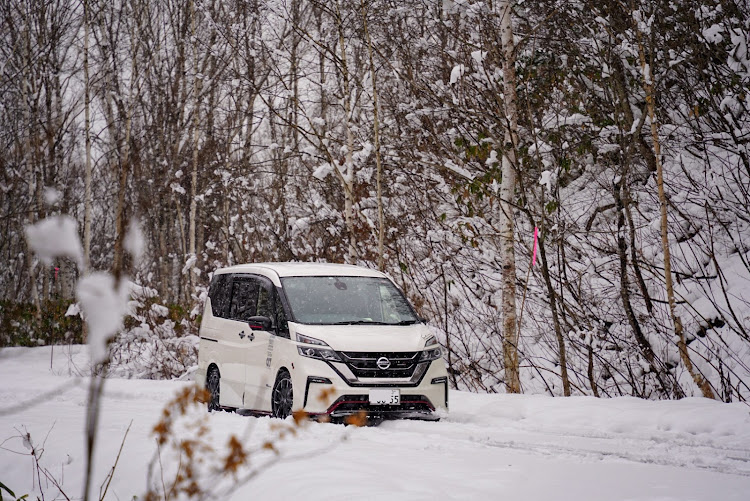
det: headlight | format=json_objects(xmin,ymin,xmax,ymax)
[
  {"xmin": 296, "ymin": 333, "xmax": 342, "ymax": 362},
  {"xmin": 420, "ymin": 335, "xmax": 441, "ymax": 361},
  {"xmin": 297, "ymin": 345, "xmax": 342, "ymax": 361},
  {"xmin": 419, "ymin": 346, "xmax": 442, "ymax": 362}
]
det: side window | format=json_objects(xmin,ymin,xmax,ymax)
[
  {"xmin": 257, "ymin": 284, "xmax": 272, "ymax": 319},
  {"xmin": 229, "ymin": 278, "xmax": 259, "ymax": 321},
  {"xmin": 208, "ymin": 274, "xmax": 231, "ymax": 318},
  {"xmin": 273, "ymin": 288, "xmax": 289, "ymax": 338}
]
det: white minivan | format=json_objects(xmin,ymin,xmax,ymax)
[{"xmin": 196, "ymin": 262, "xmax": 448, "ymax": 421}]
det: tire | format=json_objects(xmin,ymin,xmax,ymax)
[
  {"xmin": 271, "ymin": 370, "xmax": 293, "ymax": 419},
  {"xmin": 207, "ymin": 366, "xmax": 221, "ymax": 412}
]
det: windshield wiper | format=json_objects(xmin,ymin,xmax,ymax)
[
  {"xmin": 331, "ymin": 319, "xmax": 419, "ymax": 326},
  {"xmin": 331, "ymin": 320, "xmax": 389, "ymax": 325}
]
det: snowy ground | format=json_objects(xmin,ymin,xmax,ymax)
[{"xmin": 1, "ymin": 346, "xmax": 749, "ymax": 500}]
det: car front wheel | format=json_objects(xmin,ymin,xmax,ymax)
[
  {"xmin": 272, "ymin": 370, "xmax": 293, "ymax": 419},
  {"xmin": 207, "ymin": 366, "xmax": 221, "ymax": 412}
]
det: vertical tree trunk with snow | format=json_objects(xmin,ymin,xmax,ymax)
[
  {"xmin": 158, "ymin": 215, "xmax": 169, "ymax": 298},
  {"xmin": 360, "ymin": 0, "xmax": 385, "ymax": 270},
  {"xmin": 636, "ymin": 36, "xmax": 715, "ymax": 400},
  {"xmin": 37, "ymin": 139, "xmax": 48, "ymax": 302},
  {"xmin": 83, "ymin": 0, "xmax": 92, "ymax": 276},
  {"xmin": 614, "ymin": 175, "xmax": 670, "ymax": 396},
  {"xmin": 498, "ymin": 0, "xmax": 521, "ymax": 393},
  {"xmin": 316, "ymin": 8, "xmax": 328, "ymax": 127},
  {"xmin": 290, "ymin": 0, "xmax": 300, "ymax": 151},
  {"xmin": 188, "ymin": 0, "xmax": 201, "ymax": 295},
  {"xmin": 111, "ymin": 18, "xmax": 137, "ymax": 284},
  {"xmin": 111, "ymin": 120, "xmax": 132, "ymax": 283},
  {"xmin": 537, "ymin": 227, "xmax": 571, "ymax": 396},
  {"xmin": 21, "ymin": 21, "xmax": 41, "ymax": 318},
  {"xmin": 336, "ymin": 1, "xmax": 357, "ymax": 264}
]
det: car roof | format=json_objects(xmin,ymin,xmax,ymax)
[{"xmin": 214, "ymin": 262, "xmax": 388, "ymax": 283}]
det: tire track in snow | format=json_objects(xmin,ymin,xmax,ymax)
[
  {"xmin": 381, "ymin": 418, "xmax": 750, "ymax": 477},
  {"xmin": 473, "ymin": 433, "xmax": 750, "ymax": 477}
]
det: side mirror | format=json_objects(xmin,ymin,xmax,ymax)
[{"xmin": 247, "ymin": 315, "xmax": 272, "ymax": 331}]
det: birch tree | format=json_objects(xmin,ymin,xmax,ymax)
[
  {"xmin": 83, "ymin": 0, "xmax": 92, "ymax": 275},
  {"xmin": 21, "ymin": 12, "xmax": 42, "ymax": 318},
  {"xmin": 634, "ymin": 9, "xmax": 716, "ymax": 399},
  {"xmin": 360, "ymin": 0, "xmax": 385, "ymax": 270},
  {"xmin": 498, "ymin": 0, "xmax": 521, "ymax": 393},
  {"xmin": 187, "ymin": 0, "xmax": 201, "ymax": 296},
  {"xmin": 335, "ymin": 0, "xmax": 357, "ymax": 264}
]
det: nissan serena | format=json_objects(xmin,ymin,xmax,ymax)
[{"xmin": 196, "ymin": 262, "xmax": 448, "ymax": 421}]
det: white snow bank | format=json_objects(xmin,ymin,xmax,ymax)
[{"xmin": 1, "ymin": 346, "xmax": 749, "ymax": 501}]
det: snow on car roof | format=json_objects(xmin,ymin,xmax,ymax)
[{"xmin": 215, "ymin": 262, "xmax": 387, "ymax": 279}]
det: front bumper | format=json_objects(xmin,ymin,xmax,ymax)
[{"xmin": 293, "ymin": 357, "xmax": 449, "ymax": 418}]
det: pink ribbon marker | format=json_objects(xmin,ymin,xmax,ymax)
[{"xmin": 532, "ymin": 227, "xmax": 539, "ymax": 266}]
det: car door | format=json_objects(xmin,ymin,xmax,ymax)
[
  {"xmin": 242, "ymin": 276, "xmax": 276, "ymax": 411},
  {"xmin": 217, "ymin": 275, "xmax": 260, "ymax": 408}
]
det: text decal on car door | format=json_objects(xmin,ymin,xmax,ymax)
[{"xmin": 266, "ymin": 335, "xmax": 275, "ymax": 368}]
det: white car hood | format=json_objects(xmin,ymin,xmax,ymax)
[{"xmin": 290, "ymin": 322, "xmax": 433, "ymax": 352}]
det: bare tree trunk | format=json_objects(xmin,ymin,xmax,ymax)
[
  {"xmin": 175, "ymin": 199, "xmax": 187, "ymax": 302},
  {"xmin": 111, "ymin": 24, "xmax": 137, "ymax": 284},
  {"xmin": 317, "ymin": 7, "xmax": 327, "ymax": 127},
  {"xmin": 83, "ymin": 0, "xmax": 92, "ymax": 275},
  {"xmin": 111, "ymin": 131, "xmax": 131, "ymax": 283},
  {"xmin": 637, "ymin": 35, "xmax": 715, "ymax": 400},
  {"xmin": 158, "ymin": 214, "xmax": 169, "ymax": 298},
  {"xmin": 587, "ymin": 338, "xmax": 599, "ymax": 397},
  {"xmin": 223, "ymin": 197, "xmax": 230, "ymax": 264},
  {"xmin": 498, "ymin": 0, "xmax": 520, "ymax": 393},
  {"xmin": 335, "ymin": 0, "xmax": 357, "ymax": 264},
  {"xmin": 614, "ymin": 176, "xmax": 672, "ymax": 396},
  {"xmin": 37, "ymin": 153, "xmax": 48, "ymax": 302},
  {"xmin": 360, "ymin": 0, "xmax": 385, "ymax": 271},
  {"xmin": 537, "ymin": 228, "xmax": 570, "ymax": 395},
  {"xmin": 290, "ymin": 0, "xmax": 300, "ymax": 151},
  {"xmin": 188, "ymin": 0, "xmax": 200, "ymax": 293},
  {"xmin": 22, "ymin": 21, "xmax": 41, "ymax": 318}
]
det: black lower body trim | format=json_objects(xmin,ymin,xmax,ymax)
[
  {"xmin": 431, "ymin": 376, "xmax": 449, "ymax": 409},
  {"xmin": 308, "ymin": 394, "xmax": 438, "ymax": 422},
  {"xmin": 304, "ymin": 376, "xmax": 333, "ymax": 407}
]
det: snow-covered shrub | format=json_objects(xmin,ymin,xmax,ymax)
[{"xmin": 107, "ymin": 283, "xmax": 199, "ymax": 380}]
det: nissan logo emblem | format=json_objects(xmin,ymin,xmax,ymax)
[{"xmin": 376, "ymin": 356, "xmax": 391, "ymax": 370}]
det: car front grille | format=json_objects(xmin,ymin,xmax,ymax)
[{"xmin": 338, "ymin": 351, "xmax": 420, "ymax": 378}]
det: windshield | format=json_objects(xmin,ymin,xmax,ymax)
[{"xmin": 280, "ymin": 276, "xmax": 419, "ymax": 325}]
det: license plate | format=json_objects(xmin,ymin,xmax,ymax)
[{"xmin": 369, "ymin": 389, "xmax": 400, "ymax": 405}]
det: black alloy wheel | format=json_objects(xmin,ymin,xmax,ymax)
[
  {"xmin": 272, "ymin": 371, "xmax": 293, "ymax": 419},
  {"xmin": 207, "ymin": 366, "xmax": 221, "ymax": 412}
]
